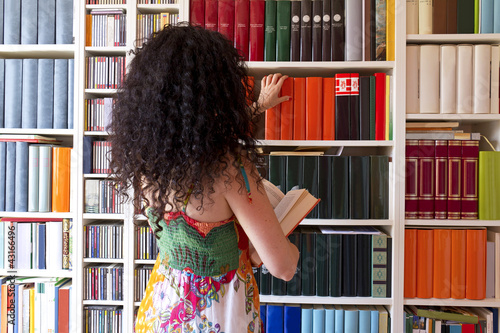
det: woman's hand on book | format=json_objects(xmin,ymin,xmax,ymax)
[{"xmin": 256, "ymin": 73, "xmax": 290, "ymax": 113}]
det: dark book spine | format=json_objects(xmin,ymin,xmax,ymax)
[
  {"xmin": 300, "ymin": 0, "xmax": 312, "ymax": 61},
  {"xmin": 446, "ymin": 0, "xmax": 458, "ymax": 33},
  {"xmin": 335, "ymin": 73, "xmax": 350, "ymax": 140},
  {"xmin": 269, "ymin": 155, "xmax": 286, "ymax": 191},
  {"xmin": 328, "ymin": 234, "xmax": 342, "ymax": 296},
  {"xmin": 276, "ymin": 0, "xmax": 291, "ymax": 61},
  {"xmin": 457, "ymin": 0, "xmax": 474, "ymax": 33},
  {"xmin": 252, "ymin": 266, "xmax": 261, "ymax": 290},
  {"xmin": 331, "ymin": 156, "xmax": 349, "ymax": 219},
  {"xmin": 359, "ymin": 76, "xmax": 371, "ymax": 140},
  {"xmin": 315, "ymin": 233, "xmax": 329, "ymax": 296},
  {"xmin": 285, "ymin": 155, "xmax": 304, "ymax": 192},
  {"xmin": 256, "ymin": 153, "xmax": 270, "ymax": 180},
  {"xmin": 349, "ymin": 73, "xmax": 360, "ymax": 140},
  {"xmin": 259, "ymin": 264, "xmax": 271, "ymax": 295},
  {"xmin": 370, "ymin": 155, "xmax": 389, "ymax": 219},
  {"xmin": 322, "ymin": 0, "xmax": 332, "ymax": 61},
  {"xmin": 356, "ymin": 234, "xmax": 372, "ymax": 296},
  {"xmin": 271, "ymin": 275, "xmax": 287, "ymax": 295},
  {"xmin": 349, "ymin": 155, "xmax": 370, "ymax": 219},
  {"xmin": 290, "ymin": 1, "xmax": 301, "ymax": 61},
  {"xmin": 302, "ymin": 156, "xmax": 319, "ymax": 218},
  {"xmin": 364, "ymin": 0, "xmax": 376, "ymax": 60},
  {"xmin": 286, "ymin": 232, "xmax": 302, "ymax": 295},
  {"xmin": 331, "ymin": 0, "xmax": 345, "ymax": 61},
  {"xmin": 341, "ymin": 233, "xmax": 356, "ymax": 296},
  {"xmin": 300, "ymin": 230, "xmax": 316, "ymax": 296},
  {"xmin": 433, "ymin": 0, "xmax": 447, "ymax": 33},
  {"xmin": 318, "ymin": 156, "xmax": 333, "ymax": 219},
  {"xmin": 264, "ymin": 0, "xmax": 277, "ymax": 61},
  {"xmin": 386, "ymin": 237, "xmax": 392, "ymax": 297},
  {"xmin": 311, "ymin": 0, "xmax": 323, "ymax": 61}
]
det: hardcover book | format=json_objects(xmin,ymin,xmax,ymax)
[{"xmin": 249, "ymin": 0, "xmax": 265, "ymax": 61}]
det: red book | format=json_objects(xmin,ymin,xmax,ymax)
[
  {"xmin": 433, "ymin": 229, "xmax": 452, "ymax": 298},
  {"xmin": 334, "ymin": 73, "xmax": 350, "ymax": 140},
  {"xmin": 305, "ymin": 77, "xmax": 323, "ymax": 140},
  {"xmin": 374, "ymin": 73, "xmax": 386, "ymax": 140},
  {"xmin": 405, "ymin": 139, "xmax": 419, "ymax": 219},
  {"xmin": 404, "ymin": 228, "xmax": 417, "ymax": 298},
  {"xmin": 466, "ymin": 228, "xmax": 487, "ymax": 300},
  {"xmin": 416, "ymin": 228, "xmax": 434, "ymax": 298},
  {"xmin": 265, "ymin": 104, "xmax": 280, "ymax": 140},
  {"xmin": 280, "ymin": 77, "xmax": 294, "ymax": 140},
  {"xmin": 218, "ymin": 0, "xmax": 235, "ymax": 42},
  {"xmin": 322, "ymin": 77, "xmax": 335, "ymax": 140},
  {"xmin": 235, "ymin": 0, "xmax": 250, "ymax": 60},
  {"xmin": 293, "ymin": 77, "xmax": 306, "ymax": 140},
  {"xmin": 451, "ymin": 229, "xmax": 466, "ymax": 299},
  {"xmin": 434, "ymin": 140, "xmax": 448, "ymax": 219},
  {"xmin": 461, "ymin": 324, "xmax": 476, "ymax": 333},
  {"xmin": 447, "ymin": 140, "xmax": 462, "ymax": 219},
  {"xmin": 189, "ymin": 0, "xmax": 205, "ymax": 26},
  {"xmin": 205, "ymin": 0, "xmax": 218, "ymax": 31},
  {"xmin": 418, "ymin": 140, "xmax": 435, "ymax": 219},
  {"xmin": 461, "ymin": 140, "xmax": 479, "ymax": 219},
  {"xmin": 249, "ymin": 0, "xmax": 265, "ymax": 61},
  {"xmin": 58, "ymin": 287, "xmax": 70, "ymax": 333}
]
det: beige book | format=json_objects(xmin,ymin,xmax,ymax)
[
  {"xmin": 406, "ymin": 45, "xmax": 420, "ymax": 114},
  {"xmin": 487, "ymin": 230, "xmax": 500, "ymax": 299},
  {"xmin": 457, "ymin": 44, "xmax": 474, "ymax": 114},
  {"xmin": 419, "ymin": 45, "xmax": 440, "ymax": 113},
  {"xmin": 491, "ymin": 45, "xmax": 500, "ymax": 114},
  {"xmin": 418, "ymin": 0, "xmax": 432, "ymax": 34},
  {"xmin": 407, "ymin": 0, "xmax": 419, "ymax": 34},
  {"xmin": 473, "ymin": 44, "xmax": 492, "ymax": 114},
  {"xmin": 440, "ymin": 45, "xmax": 457, "ymax": 114}
]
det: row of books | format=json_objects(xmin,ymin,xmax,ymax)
[
  {"xmin": 256, "ymin": 227, "xmax": 391, "ymax": 298},
  {"xmin": 1, "ymin": 0, "xmax": 73, "ymax": 44},
  {"xmin": 264, "ymin": 74, "xmax": 391, "ymax": 141},
  {"xmin": 261, "ymin": 303, "xmax": 390, "ymax": 333},
  {"xmin": 0, "ymin": 58, "xmax": 75, "ymax": 129},
  {"xmin": 85, "ymin": 98, "xmax": 113, "ymax": 132},
  {"xmin": 135, "ymin": 225, "xmax": 159, "ymax": 260},
  {"xmin": 407, "ymin": 0, "xmax": 500, "ymax": 34},
  {"xmin": 266, "ymin": 155, "xmax": 389, "ymax": 220},
  {"xmin": 0, "ymin": 218, "xmax": 72, "ymax": 270},
  {"xmin": 84, "ymin": 264, "xmax": 123, "ymax": 301},
  {"xmin": 0, "ymin": 277, "xmax": 73, "ymax": 333},
  {"xmin": 84, "ymin": 223, "xmax": 124, "ymax": 259},
  {"xmin": 134, "ymin": 265, "xmax": 153, "ymax": 301},
  {"xmin": 138, "ymin": 0, "xmax": 178, "ymax": 3},
  {"xmin": 83, "ymin": 306, "xmax": 122, "ymax": 333},
  {"xmin": 405, "ymin": 138, "xmax": 479, "ymax": 220},
  {"xmin": 89, "ymin": 140, "xmax": 112, "ymax": 174},
  {"xmin": 136, "ymin": 13, "xmax": 180, "ymax": 47},
  {"xmin": 0, "ymin": 142, "xmax": 71, "ymax": 213},
  {"xmin": 85, "ymin": 9, "xmax": 127, "ymax": 47},
  {"xmin": 84, "ymin": 179, "xmax": 125, "ymax": 214},
  {"xmin": 86, "ymin": 0, "xmax": 126, "ymax": 4},
  {"xmin": 189, "ymin": 0, "xmax": 394, "ymax": 62},
  {"xmin": 85, "ymin": 56, "xmax": 126, "ymax": 89},
  {"xmin": 406, "ymin": 44, "xmax": 500, "ymax": 115},
  {"xmin": 404, "ymin": 306, "xmax": 498, "ymax": 333},
  {"xmin": 404, "ymin": 228, "xmax": 488, "ymax": 300}
]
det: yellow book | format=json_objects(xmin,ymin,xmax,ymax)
[
  {"xmin": 29, "ymin": 289, "xmax": 35, "ymax": 333},
  {"xmin": 386, "ymin": 0, "xmax": 395, "ymax": 61}
]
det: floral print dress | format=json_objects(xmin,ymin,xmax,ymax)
[{"xmin": 135, "ymin": 178, "xmax": 262, "ymax": 333}]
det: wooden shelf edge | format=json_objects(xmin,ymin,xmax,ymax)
[{"xmin": 259, "ymin": 295, "xmax": 392, "ymax": 305}]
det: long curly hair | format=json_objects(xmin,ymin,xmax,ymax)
[{"xmin": 108, "ymin": 23, "xmax": 260, "ymax": 224}]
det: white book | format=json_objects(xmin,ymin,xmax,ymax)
[
  {"xmin": 490, "ymin": 45, "xmax": 500, "ymax": 114},
  {"xmin": 434, "ymin": 320, "xmax": 442, "ymax": 333},
  {"xmin": 407, "ymin": 45, "xmax": 420, "ymax": 114},
  {"xmin": 456, "ymin": 44, "xmax": 474, "ymax": 114},
  {"xmin": 418, "ymin": 0, "xmax": 432, "ymax": 34},
  {"xmin": 4, "ymin": 222, "xmax": 17, "ymax": 269},
  {"xmin": 22, "ymin": 286, "xmax": 30, "ymax": 333},
  {"xmin": 407, "ymin": 0, "xmax": 419, "ymax": 34},
  {"xmin": 45, "ymin": 221, "xmax": 62, "ymax": 270},
  {"xmin": 107, "ymin": 15, "xmax": 114, "ymax": 47},
  {"xmin": 28, "ymin": 145, "xmax": 39, "ymax": 212},
  {"xmin": 440, "ymin": 45, "xmax": 457, "ymax": 114},
  {"xmin": 17, "ymin": 222, "xmax": 32, "ymax": 269},
  {"xmin": 419, "ymin": 45, "xmax": 440, "ymax": 113},
  {"xmin": 470, "ymin": 307, "xmax": 493, "ymax": 333},
  {"xmin": 473, "ymin": 44, "xmax": 492, "ymax": 113},
  {"xmin": 46, "ymin": 282, "xmax": 56, "ymax": 333},
  {"xmin": 38, "ymin": 145, "xmax": 52, "ymax": 212}
]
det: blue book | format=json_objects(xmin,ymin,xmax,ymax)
[
  {"xmin": 38, "ymin": 223, "xmax": 46, "ymax": 269},
  {"xmin": 448, "ymin": 324, "xmax": 462, "ymax": 333},
  {"xmin": 14, "ymin": 284, "xmax": 19, "ymax": 333},
  {"xmin": 21, "ymin": 0, "xmax": 37, "ymax": 44},
  {"xmin": 284, "ymin": 304, "xmax": 301, "ymax": 333},
  {"xmin": 344, "ymin": 305, "xmax": 359, "ymax": 333},
  {"xmin": 22, "ymin": 59, "xmax": 38, "ymax": 128},
  {"xmin": 0, "ymin": 0, "xmax": 4, "ymax": 43},
  {"xmin": 0, "ymin": 59, "xmax": 4, "ymax": 127},
  {"xmin": 68, "ymin": 59, "xmax": 74, "ymax": 129},
  {"xmin": 495, "ymin": 0, "xmax": 500, "ymax": 33},
  {"xmin": 37, "ymin": 59, "xmax": 55, "ymax": 129},
  {"xmin": 488, "ymin": 307, "xmax": 498, "ymax": 333},
  {"xmin": 38, "ymin": 0, "xmax": 56, "ymax": 44},
  {"xmin": 55, "ymin": 0, "xmax": 73, "ymax": 44},
  {"xmin": 358, "ymin": 306, "xmax": 371, "ymax": 333},
  {"xmin": 4, "ymin": 59, "xmax": 23, "ymax": 128},
  {"xmin": 15, "ymin": 142, "xmax": 29, "ymax": 212},
  {"xmin": 4, "ymin": 0, "xmax": 21, "ymax": 44},
  {"xmin": 369, "ymin": 305, "xmax": 379, "ymax": 333},
  {"xmin": 266, "ymin": 304, "xmax": 284, "ymax": 333},
  {"xmin": 301, "ymin": 306, "xmax": 313, "ymax": 333},
  {"xmin": 260, "ymin": 304, "xmax": 266, "ymax": 329},
  {"xmin": 5, "ymin": 142, "xmax": 16, "ymax": 211},
  {"xmin": 0, "ymin": 142, "xmax": 6, "ymax": 211},
  {"xmin": 333, "ymin": 305, "xmax": 344, "ymax": 333},
  {"xmin": 324, "ymin": 306, "xmax": 334, "ymax": 332},
  {"xmin": 53, "ymin": 59, "xmax": 68, "ymax": 129},
  {"xmin": 481, "ymin": 0, "xmax": 494, "ymax": 33},
  {"xmin": 312, "ymin": 305, "xmax": 325, "ymax": 333}
]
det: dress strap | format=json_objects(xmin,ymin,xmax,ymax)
[
  {"xmin": 239, "ymin": 161, "xmax": 253, "ymax": 204},
  {"xmin": 182, "ymin": 185, "xmax": 194, "ymax": 213}
]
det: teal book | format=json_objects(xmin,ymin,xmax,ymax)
[
  {"xmin": 324, "ymin": 305, "xmax": 335, "ymax": 332},
  {"xmin": 331, "ymin": 156, "xmax": 349, "ymax": 219},
  {"xmin": 344, "ymin": 305, "xmax": 359, "ymax": 332},
  {"xmin": 480, "ymin": 0, "xmax": 493, "ymax": 33},
  {"xmin": 312, "ymin": 305, "xmax": 325, "ymax": 333},
  {"xmin": 370, "ymin": 155, "xmax": 389, "ymax": 219},
  {"xmin": 358, "ymin": 306, "xmax": 371, "ymax": 332},
  {"xmin": 318, "ymin": 156, "xmax": 332, "ymax": 218},
  {"xmin": 302, "ymin": 156, "xmax": 318, "ymax": 218},
  {"xmin": 286, "ymin": 155, "xmax": 304, "ymax": 192},
  {"xmin": 21, "ymin": 0, "xmax": 37, "ymax": 44},
  {"xmin": 315, "ymin": 232, "xmax": 328, "ymax": 296},
  {"xmin": 495, "ymin": 0, "xmax": 500, "ymax": 32},
  {"xmin": 334, "ymin": 305, "xmax": 344, "ymax": 333},
  {"xmin": 264, "ymin": 0, "xmax": 277, "ymax": 61},
  {"xmin": 269, "ymin": 155, "xmax": 286, "ymax": 192},
  {"xmin": 284, "ymin": 304, "xmax": 301, "ymax": 333},
  {"xmin": 300, "ymin": 228, "xmax": 316, "ymax": 296},
  {"xmin": 349, "ymin": 156, "xmax": 370, "ymax": 219},
  {"xmin": 266, "ymin": 304, "xmax": 284, "ymax": 333},
  {"xmin": 276, "ymin": 0, "xmax": 291, "ymax": 61},
  {"xmin": 327, "ymin": 233, "xmax": 342, "ymax": 297},
  {"xmin": 22, "ymin": 59, "xmax": 38, "ymax": 128},
  {"xmin": 369, "ymin": 305, "xmax": 379, "ymax": 333},
  {"xmin": 301, "ymin": 306, "xmax": 313, "ymax": 332}
]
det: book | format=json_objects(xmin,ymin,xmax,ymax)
[
  {"xmin": 292, "ymin": 77, "xmax": 306, "ymax": 140},
  {"xmin": 264, "ymin": 0, "xmax": 277, "ymax": 61},
  {"xmin": 189, "ymin": 0, "xmax": 205, "ymax": 26},
  {"xmin": 374, "ymin": 72, "xmax": 386, "ymax": 140},
  {"xmin": 479, "ymin": 151, "xmax": 500, "ymax": 219},
  {"xmin": 407, "ymin": 0, "xmax": 418, "ymax": 34},
  {"xmin": 4, "ymin": 59, "xmax": 23, "ymax": 128},
  {"xmin": 38, "ymin": 0, "xmax": 56, "ymax": 43},
  {"xmin": 276, "ymin": 0, "xmax": 291, "ymax": 61},
  {"xmin": 283, "ymin": 304, "xmax": 301, "ymax": 333},
  {"xmin": 457, "ymin": 0, "xmax": 474, "ymax": 33},
  {"xmin": 466, "ymin": 228, "xmax": 487, "ymax": 299},
  {"xmin": 331, "ymin": 0, "xmax": 345, "ymax": 61},
  {"xmin": 416, "ymin": 228, "xmax": 433, "ymax": 298},
  {"xmin": 52, "ymin": 147, "xmax": 71, "ymax": 212},
  {"xmin": 290, "ymin": 0, "xmax": 301, "ymax": 61},
  {"xmin": 419, "ymin": 45, "xmax": 440, "ymax": 114},
  {"xmin": 249, "ymin": 179, "xmax": 320, "ymax": 266},
  {"xmin": 414, "ymin": 306, "xmax": 479, "ymax": 324},
  {"xmin": 280, "ymin": 77, "xmax": 293, "ymax": 140},
  {"xmin": 456, "ymin": 44, "xmax": 473, "ymax": 114},
  {"xmin": 300, "ymin": 0, "xmax": 312, "ymax": 61},
  {"xmin": 235, "ymin": 0, "xmax": 250, "ymax": 60},
  {"xmin": 447, "ymin": 140, "xmax": 462, "ymax": 219},
  {"xmin": 321, "ymin": 0, "xmax": 331, "ymax": 61},
  {"xmin": 419, "ymin": 0, "xmax": 432, "ymax": 34},
  {"xmin": 218, "ymin": 0, "xmax": 235, "ymax": 42},
  {"xmin": 406, "ymin": 45, "xmax": 419, "ymax": 114},
  {"xmin": 15, "ymin": 142, "xmax": 29, "ymax": 212},
  {"xmin": 473, "ymin": 44, "xmax": 492, "ymax": 114},
  {"xmin": 4, "ymin": 0, "xmax": 21, "ymax": 44},
  {"xmin": 334, "ymin": 73, "xmax": 350, "ymax": 140},
  {"xmin": 305, "ymin": 77, "xmax": 322, "ymax": 140},
  {"xmin": 322, "ymin": 77, "xmax": 335, "ymax": 140},
  {"xmin": 349, "ymin": 73, "xmax": 360, "ymax": 140},
  {"xmin": 21, "ymin": 58, "xmax": 38, "ymax": 128},
  {"xmin": 440, "ymin": 45, "xmax": 457, "ymax": 114},
  {"xmin": 204, "ymin": 0, "xmax": 217, "ymax": 31},
  {"xmin": 461, "ymin": 140, "xmax": 479, "ymax": 219},
  {"xmin": 249, "ymin": 0, "xmax": 265, "ymax": 61},
  {"xmin": 345, "ymin": 0, "xmax": 362, "ymax": 61},
  {"xmin": 311, "ymin": 0, "xmax": 322, "ymax": 61}
]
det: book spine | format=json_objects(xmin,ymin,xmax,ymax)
[
  {"xmin": 386, "ymin": 0, "xmax": 395, "ymax": 60},
  {"xmin": 300, "ymin": 0, "xmax": 312, "ymax": 61},
  {"xmin": 328, "ymin": 234, "xmax": 342, "ymax": 297},
  {"xmin": 331, "ymin": 0, "xmax": 345, "ymax": 61},
  {"xmin": 447, "ymin": 140, "xmax": 462, "ymax": 219},
  {"xmin": 375, "ymin": 0, "xmax": 386, "ymax": 60},
  {"xmin": 356, "ymin": 234, "xmax": 372, "ymax": 296},
  {"xmin": 457, "ymin": 0, "xmax": 474, "ymax": 33},
  {"xmin": 21, "ymin": 59, "xmax": 38, "ymax": 128},
  {"xmin": 447, "ymin": 0, "xmax": 458, "ymax": 33},
  {"xmin": 38, "ymin": 0, "xmax": 56, "ymax": 43},
  {"xmin": 349, "ymin": 156, "xmax": 370, "ymax": 219},
  {"xmin": 322, "ymin": 0, "xmax": 331, "ymax": 61},
  {"xmin": 406, "ymin": 0, "xmax": 418, "ymax": 34},
  {"xmin": 349, "ymin": 73, "xmax": 360, "ymax": 140},
  {"xmin": 249, "ymin": 0, "xmax": 265, "ymax": 61},
  {"xmin": 318, "ymin": 156, "xmax": 332, "ymax": 218},
  {"xmin": 451, "ymin": 229, "xmax": 466, "ymax": 298},
  {"xmin": 370, "ymin": 155, "xmax": 389, "ymax": 219},
  {"xmin": 234, "ymin": 0, "xmax": 250, "ymax": 60},
  {"xmin": 301, "ymin": 231, "xmax": 316, "ymax": 296},
  {"xmin": 456, "ymin": 44, "xmax": 473, "ymax": 114},
  {"xmin": 419, "ymin": 45, "xmax": 440, "ymax": 114},
  {"xmin": 189, "ymin": 0, "xmax": 205, "ymax": 26},
  {"xmin": 293, "ymin": 77, "xmax": 306, "ymax": 140},
  {"xmin": 334, "ymin": 73, "xmax": 350, "ymax": 140},
  {"xmin": 0, "ymin": 143, "xmax": 6, "ymax": 211},
  {"xmin": 4, "ymin": 59, "xmax": 23, "ymax": 128},
  {"xmin": 315, "ymin": 233, "xmax": 328, "ymax": 296},
  {"xmin": 55, "ymin": 0, "xmax": 73, "ymax": 44},
  {"xmin": 372, "ymin": 233, "xmax": 388, "ymax": 297},
  {"xmin": 434, "ymin": 140, "xmax": 448, "ymax": 219},
  {"xmin": 345, "ymin": 0, "xmax": 362, "ymax": 61},
  {"xmin": 28, "ymin": 145, "xmax": 39, "ymax": 212},
  {"xmin": 204, "ymin": 0, "xmax": 218, "ymax": 31},
  {"xmin": 285, "ymin": 155, "xmax": 304, "ymax": 192},
  {"xmin": 480, "ymin": 0, "xmax": 494, "ymax": 33},
  {"xmin": 461, "ymin": 140, "xmax": 479, "ymax": 219},
  {"xmin": 286, "ymin": 232, "xmax": 302, "ymax": 295},
  {"xmin": 359, "ymin": 76, "xmax": 371, "ymax": 140},
  {"xmin": 264, "ymin": 0, "xmax": 277, "ymax": 61},
  {"xmin": 478, "ymin": 151, "xmax": 500, "ymax": 219},
  {"xmin": 305, "ymin": 77, "xmax": 322, "ymax": 140},
  {"xmin": 405, "ymin": 139, "xmax": 419, "ymax": 219},
  {"xmin": 5, "ymin": 142, "xmax": 16, "ymax": 211},
  {"xmin": 440, "ymin": 45, "xmax": 457, "ymax": 114},
  {"xmin": 433, "ymin": 229, "xmax": 452, "ymax": 298},
  {"xmin": 269, "ymin": 155, "xmax": 286, "ymax": 191},
  {"xmin": 276, "ymin": 0, "xmax": 291, "ymax": 61},
  {"xmin": 416, "ymin": 228, "xmax": 433, "ymax": 298},
  {"xmin": 218, "ymin": 0, "xmax": 235, "ymax": 42},
  {"xmin": 54, "ymin": 59, "xmax": 69, "ymax": 129},
  {"xmin": 322, "ymin": 77, "xmax": 335, "ymax": 140},
  {"xmin": 303, "ymin": 156, "xmax": 319, "ymax": 218},
  {"xmin": 418, "ymin": 0, "xmax": 432, "ymax": 33},
  {"xmin": 466, "ymin": 229, "xmax": 487, "ymax": 299},
  {"xmin": 331, "ymin": 156, "xmax": 349, "ymax": 219},
  {"xmin": 290, "ymin": 1, "xmax": 301, "ymax": 61},
  {"xmin": 280, "ymin": 77, "xmax": 294, "ymax": 140},
  {"xmin": 374, "ymin": 73, "xmax": 386, "ymax": 140},
  {"xmin": 14, "ymin": 142, "xmax": 28, "ymax": 212},
  {"xmin": 311, "ymin": 0, "xmax": 323, "ymax": 61},
  {"xmin": 342, "ymin": 234, "xmax": 356, "ymax": 296},
  {"xmin": 4, "ymin": 0, "xmax": 21, "ymax": 44},
  {"xmin": 37, "ymin": 59, "xmax": 55, "ymax": 129},
  {"xmin": 473, "ymin": 44, "xmax": 492, "ymax": 114},
  {"xmin": 490, "ymin": 46, "xmax": 500, "ymax": 114},
  {"xmin": 418, "ymin": 139, "xmax": 435, "ymax": 219},
  {"xmin": 406, "ymin": 45, "xmax": 420, "ymax": 114}
]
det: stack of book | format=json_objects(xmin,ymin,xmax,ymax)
[
  {"xmin": 136, "ymin": 225, "xmax": 159, "ymax": 260},
  {"xmin": 136, "ymin": 13, "xmax": 180, "ymax": 47},
  {"xmin": 85, "ymin": 9, "xmax": 127, "ymax": 47},
  {"xmin": 83, "ymin": 222, "xmax": 124, "ymax": 259},
  {"xmin": 84, "ymin": 264, "xmax": 123, "ymax": 301},
  {"xmin": 85, "ymin": 56, "xmax": 126, "ymax": 89},
  {"xmin": 84, "ymin": 179, "xmax": 125, "ymax": 214},
  {"xmin": 134, "ymin": 265, "xmax": 154, "ymax": 302}
]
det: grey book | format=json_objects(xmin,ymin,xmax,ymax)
[
  {"xmin": 0, "ymin": 59, "xmax": 4, "ymax": 127},
  {"xmin": 0, "ymin": 142, "xmax": 5, "ymax": 210},
  {"xmin": 38, "ymin": 145, "xmax": 52, "ymax": 212},
  {"xmin": 4, "ymin": 59, "xmax": 23, "ymax": 128},
  {"xmin": 56, "ymin": 0, "xmax": 73, "ymax": 44},
  {"xmin": 37, "ymin": 59, "xmax": 55, "ymax": 129},
  {"xmin": 28, "ymin": 145, "xmax": 39, "ymax": 212},
  {"xmin": 68, "ymin": 59, "xmax": 74, "ymax": 129},
  {"xmin": 53, "ymin": 59, "xmax": 69, "ymax": 129},
  {"xmin": 0, "ymin": 0, "xmax": 4, "ymax": 43},
  {"xmin": 345, "ymin": 0, "xmax": 363, "ymax": 61},
  {"xmin": 22, "ymin": 59, "xmax": 38, "ymax": 128},
  {"xmin": 38, "ymin": 0, "xmax": 56, "ymax": 44},
  {"xmin": 4, "ymin": 0, "xmax": 21, "ymax": 44},
  {"xmin": 5, "ymin": 142, "xmax": 16, "ymax": 211},
  {"xmin": 21, "ymin": 0, "xmax": 38, "ymax": 44},
  {"xmin": 15, "ymin": 142, "xmax": 29, "ymax": 212}
]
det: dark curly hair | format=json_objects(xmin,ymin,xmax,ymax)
[{"xmin": 108, "ymin": 23, "xmax": 261, "ymax": 225}]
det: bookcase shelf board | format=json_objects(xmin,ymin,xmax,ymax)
[
  {"xmin": 406, "ymin": 114, "xmax": 500, "ymax": 123},
  {"xmin": 0, "ymin": 212, "xmax": 76, "ymax": 219},
  {"xmin": 83, "ymin": 300, "xmax": 125, "ymax": 306},
  {"xmin": 136, "ymin": 4, "xmax": 180, "ymax": 14},
  {"xmin": 0, "ymin": 269, "xmax": 74, "ymax": 278},
  {"xmin": 83, "ymin": 131, "xmax": 110, "ymax": 136},
  {"xmin": 404, "ymin": 298, "xmax": 500, "ymax": 308},
  {"xmin": 407, "ymin": 33, "xmax": 500, "ymax": 44},
  {"xmin": 405, "ymin": 220, "xmax": 500, "ymax": 227},
  {"xmin": 85, "ymin": 47, "xmax": 129, "ymax": 55},
  {"xmin": 301, "ymin": 219, "xmax": 394, "ymax": 226},
  {"xmin": 86, "ymin": 4, "xmax": 128, "ymax": 11},
  {"xmin": 83, "ymin": 213, "xmax": 125, "ymax": 220},
  {"xmin": 83, "ymin": 173, "xmax": 112, "ymax": 179},
  {"xmin": 0, "ymin": 129, "xmax": 76, "ymax": 136},
  {"xmin": 256, "ymin": 140, "xmax": 394, "ymax": 147},
  {"xmin": 85, "ymin": 89, "xmax": 118, "ymax": 95},
  {"xmin": 135, "ymin": 259, "xmax": 156, "ymax": 265},
  {"xmin": 0, "ymin": 45, "xmax": 75, "ymax": 58},
  {"xmin": 83, "ymin": 258, "xmax": 125, "ymax": 264},
  {"xmin": 259, "ymin": 295, "xmax": 393, "ymax": 305}
]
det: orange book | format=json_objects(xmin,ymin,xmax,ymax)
[
  {"xmin": 433, "ymin": 229, "xmax": 452, "ymax": 298},
  {"xmin": 416, "ymin": 228, "xmax": 433, "ymax": 298},
  {"xmin": 305, "ymin": 77, "xmax": 323, "ymax": 140},
  {"xmin": 265, "ymin": 104, "xmax": 280, "ymax": 140},
  {"xmin": 58, "ymin": 286, "xmax": 71, "ymax": 333},
  {"xmin": 1, "ymin": 284, "xmax": 7, "ymax": 333},
  {"xmin": 466, "ymin": 228, "xmax": 487, "ymax": 300},
  {"xmin": 451, "ymin": 229, "xmax": 467, "ymax": 299},
  {"xmin": 322, "ymin": 77, "xmax": 335, "ymax": 140},
  {"xmin": 404, "ymin": 229, "xmax": 417, "ymax": 298},
  {"xmin": 293, "ymin": 77, "xmax": 306, "ymax": 140},
  {"xmin": 86, "ymin": 14, "xmax": 92, "ymax": 47},
  {"xmin": 280, "ymin": 77, "xmax": 294, "ymax": 140},
  {"xmin": 52, "ymin": 147, "xmax": 72, "ymax": 212}
]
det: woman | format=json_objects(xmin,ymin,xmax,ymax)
[{"xmin": 109, "ymin": 24, "xmax": 299, "ymax": 332}]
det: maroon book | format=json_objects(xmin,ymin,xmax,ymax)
[
  {"xmin": 249, "ymin": 0, "xmax": 265, "ymax": 61},
  {"xmin": 461, "ymin": 140, "xmax": 479, "ymax": 219},
  {"xmin": 205, "ymin": 0, "xmax": 218, "ymax": 31},
  {"xmin": 405, "ymin": 139, "xmax": 419, "ymax": 219},
  {"xmin": 418, "ymin": 139, "xmax": 435, "ymax": 219},
  {"xmin": 446, "ymin": 0, "xmax": 458, "ymax": 33},
  {"xmin": 190, "ymin": 0, "xmax": 205, "ymax": 26},
  {"xmin": 218, "ymin": 0, "xmax": 236, "ymax": 42},
  {"xmin": 447, "ymin": 140, "xmax": 462, "ymax": 219},
  {"xmin": 434, "ymin": 139, "xmax": 448, "ymax": 219},
  {"xmin": 235, "ymin": 0, "xmax": 250, "ymax": 60}
]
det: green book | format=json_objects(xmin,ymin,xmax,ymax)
[
  {"xmin": 370, "ymin": 155, "xmax": 389, "ymax": 219},
  {"xmin": 457, "ymin": 0, "xmax": 474, "ymax": 33},
  {"xmin": 331, "ymin": 156, "xmax": 349, "ymax": 219},
  {"xmin": 415, "ymin": 306, "xmax": 479, "ymax": 324},
  {"xmin": 315, "ymin": 233, "xmax": 328, "ymax": 296},
  {"xmin": 479, "ymin": 151, "xmax": 500, "ymax": 219},
  {"xmin": 286, "ymin": 232, "xmax": 301, "ymax": 295},
  {"xmin": 474, "ymin": 0, "xmax": 479, "ymax": 33},
  {"xmin": 300, "ymin": 227, "xmax": 316, "ymax": 296},
  {"xmin": 327, "ymin": 234, "xmax": 342, "ymax": 297},
  {"xmin": 369, "ymin": 76, "xmax": 376, "ymax": 140},
  {"xmin": 276, "ymin": 0, "xmax": 291, "ymax": 61},
  {"xmin": 302, "ymin": 156, "xmax": 318, "ymax": 218},
  {"xmin": 285, "ymin": 155, "xmax": 304, "ymax": 193},
  {"xmin": 371, "ymin": 233, "xmax": 388, "ymax": 297},
  {"xmin": 264, "ymin": 0, "xmax": 277, "ymax": 61},
  {"xmin": 269, "ymin": 155, "xmax": 286, "ymax": 192}
]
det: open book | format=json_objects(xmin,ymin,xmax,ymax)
[{"xmin": 249, "ymin": 179, "xmax": 320, "ymax": 266}]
